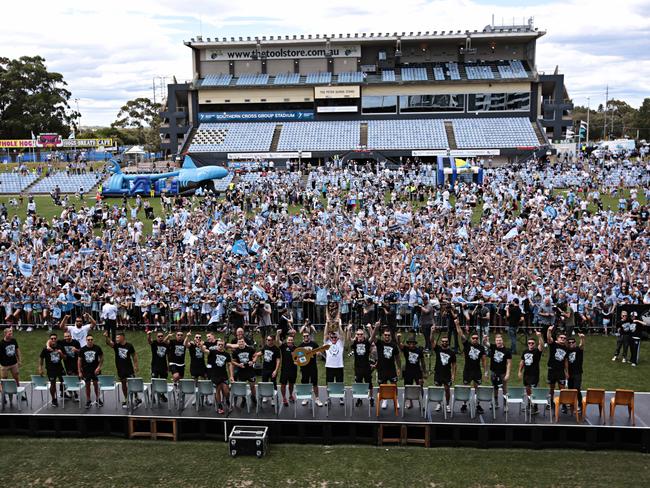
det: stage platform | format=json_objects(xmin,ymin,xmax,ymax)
[{"xmin": 1, "ymin": 384, "xmax": 648, "ymax": 452}]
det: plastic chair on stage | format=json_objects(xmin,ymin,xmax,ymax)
[
  {"xmin": 326, "ymin": 383, "xmax": 346, "ymax": 417},
  {"xmin": 424, "ymin": 386, "xmax": 446, "ymax": 421},
  {"xmin": 150, "ymin": 378, "xmax": 173, "ymax": 411},
  {"xmin": 196, "ymin": 380, "xmax": 215, "ymax": 412},
  {"xmin": 30, "ymin": 375, "xmax": 49, "ymax": 407},
  {"xmin": 62, "ymin": 375, "xmax": 84, "ymax": 410},
  {"xmin": 475, "ymin": 386, "xmax": 496, "ymax": 420},
  {"xmin": 505, "ymin": 387, "xmax": 528, "ymax": 422},
  {"xmin": 256, "ymin": 382, "xmax": 278, "ymax": 415},
  {"xmin": 1, "ymin": 379, "xmax": 27, "ymax": 411},
  {"xmin": 177, "ymin": 379, "xmax": 197, "ymax": 412},
  {"xmin": 230, "ymin": 381, "xmax": 252, "ymax": 414},
  {"xmin": 376, "ymin": 384, "xmax": 399, "ymax": 417},
  {"xmin": 350, "ymin": 383, "xmax": 371, "ymax": 418},
  {"xmin": 529, "ymin": 387, "xmax": 551, "ymax": 422},
  {"xmin": 126, "ymin": 378, "xmax": 147, "ymax": 412},
  {"xmin": 582, "ymin": 388, "xmax": 606, "ymax": 424},
  {"xmin": 97, "ymin": 375, "xmax": 118, "ymax": 410},
  {"xmin": 610, "ymin": 389, "xmax": 635, "ymax": 426},
  {"xmin": 451, "ymin": 385, "xmax": 474, "ymax": 419},
  {"xmin": 554, "ymin": 389, "xmax": 580, "ymax": 423},
  {"xmin": 294, "ymin": 384, "xmax": 314, "ymax": 418},
  {"xmin": 402, "ymin": 385, "xmax": 423, "ymax": 418}
]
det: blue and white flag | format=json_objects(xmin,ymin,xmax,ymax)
[
  {"xmin": 79, "ymin": 248, "xmax": 95, "ymax": 256},
  {"xmin": 457, "ymin": 226, "xmax": 469, "ymax": 240},
  {"xmin": 395, "ymin": 211, "xmax": 412, "ymax": 226},
  {"xmin": 212, "ymin": 221, "xmax": 228, "ymax": 235},
  {"xmin": 252, "ymin": 284, "xmax": 268, "ymax": 300},
  {"xmin": 48, "ymin": 254, "xmax": 59, "ymax": 266},
  {"xmin": 18, "ymin": 259, "xmax": 32, "ymax": 277},
  {"xmin": 232, "ymin": 239, "xmax": 249, "ymax": 256},
  {"xmin": 249, "ymin": 240, "xmax": 261, "ymax": 254},
  {"xmin": 503, "ymin": 227, "xmax": 519, "ymax": 240},
  {"xmin": 544, "ymin": 205, "xmax": 558, "ymax": 220}
]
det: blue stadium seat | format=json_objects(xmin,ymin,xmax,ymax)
[
  {"xmin": 189, "ymin": 123, "xmax": 276, "ymax": 152},
  {"xmin": 367, "ymin": 120, "xmax": 448, "ymax": 150},
  {"xmin": 452, "ymin": 118, "xmax": 539, "ymax": 148}
]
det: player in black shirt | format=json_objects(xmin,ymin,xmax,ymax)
[
  {"xmin": 232, "ymin": 338, "xmax": 258, "ymax": 408},
  {"xmin": 276, "ymin": 329, "xmax": 298, "ymax": 407},
  {"xmin": 347, "ymin": 325, "xmax": 374, "ymax": 407},
  {"xmin": 77, "ymin": 334, "xmax": 104, "ymax": 408},
  {"xmin": 260, "ymin": 335, "xmax": 281, "ymax": 388},
  {"xmin": 147, "ymin": 330, "xmax": 169, "ymax": 379},
  {"xmin": 371, "ymin": 327, "xmax": 401, "ymax": 410},
  {"xmin": 297, "ymin": 331, "xmax": 324, "ymax": 407},
  {"xmin": 430, "ymin": 331, "xmax": 457, "ymax": 413},
  {"xmin": 546, "ymin": 325, "xmax": 568, "ymax": 403},
  {"xmin": 104, "ymin": 331, "xmax": 139, "ymax": 409},
  {"xmin": 484, "ymin": 334, "xmax": 512, "ymax": 409},
  {"xmin": 38, "ymin": 333, "xmax": 64, "ymax": 407},
  {"xmin": 202, "ymin": 337, "xmax": 232, "ymax": 414},
  {"xmin": 57, "ymin": 331, "xmax": 81, "ymax": 379},
  {"xmin": 456, "ymin": 321, "xmax": 487, "ymax": 414},
  {"xmin": 0, "ymin": 327, "xmax": 22, "ymax": 387},
  {"xmin": 166, "ymin": 331, "xmax": 188, "ymax": 384},
  {"xmin": 567, "ymin": 333, "xmax": 585, "ymax": 414},
  {"xmin": 398, "ymin": 333, "xmax": 426, "ymax": 410},
  {"xmin": 185, "ymin": 332, "xmax": 207, "ymax": 381},
  {"xmin": 518, "ymin": 331, "xmax": 544, "ymax": 399}
]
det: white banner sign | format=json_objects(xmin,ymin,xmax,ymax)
[
  {"xmin": 411, "ymin": 149, "xmax": 501, "ymax": 157},
  {"xmin": 317, "ymin": 106, "xmax": 358, "ymax": 113},
  {"xmin": 227, "ymin": 152, "xmax": 312, "ymax": 160},
  {"xmin": 204, "ymin": 44, "xmax": 361, "ymax": 61}
]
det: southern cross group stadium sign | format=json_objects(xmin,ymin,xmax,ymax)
[{"xmin": 198, "ymin": 111, "xmax": 314, "ymax": 122}]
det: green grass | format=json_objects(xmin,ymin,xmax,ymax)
[
  {"xmin": 10, "ymin": 330, "xmax": 650, "ymax": 392},
  {"xmin": 0, "ymin": 437, "xmax": 648, "ymax": 487}
]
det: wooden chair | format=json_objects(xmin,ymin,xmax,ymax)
[
  {"xmin": 376, "ymin": 384, "xmax": 398, "ymax": 417},
  {"xmin": 554, "ymin": 389, "xmax": 579, "ymax": 423},
  {"xmin": 610, "ymin": 389, "xmax": 635, "ymax": 426},
  {"xmin": 582, "ymin": 388, "xmax": 606, "ymax": 424}
]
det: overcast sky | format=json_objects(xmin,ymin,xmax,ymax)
[{"xmin": 2, "ymin": 0, "xmax": 649, "ymax": 126}]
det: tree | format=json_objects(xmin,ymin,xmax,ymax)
[
  {"xmin": 635, "ymin": 98, "xmax": 650, "ymax": 141},
  {"xmin": 111, "ymin": 97, "xmax": 162, "ymax": 152},
  {"xmin": 0, "ymin": 56, "xmax": 79, "ymax": 138}
]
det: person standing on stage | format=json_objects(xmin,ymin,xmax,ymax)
[
  {"xmin": 456, "ymin": 320, "xmax": 487, "ymax": 414},
  {"xmin": 546, "ymin": 325, "xmax": 568, "ymax": 406},
  {"xmin": 430, "ymin": 331, "xmax": 456, "ymax": 413},
  {"xmin": 78, "ymin": 334, "xmax": 104, "ymax": 408},
  {"xmin": 276, "ymin": 329, "xmax": 298, "ymax": 407},
  {"xmin": 0, "ymin": 328, "xmax": 22, "ymax": 388},
  {"xmin": 166, "ymin": 331, "xmax": 188, "ymax": 385},
  {"xmin": 567, "ymin": 333, "xmax": 585, "ymax": 414},
  {"xmin": 203, "ymin": 337, "xmax": 232, "ymax": 414},
  {"xmin": 56, "ymin": 330, "xmax": 81, "ymax": 398},
  {"xmin": 297, "ymin": 330, "xmax": 323, "ymax": 407},
  {"xmin": 147, "ymin": 329, "xmax": 170, "ymax": 400},
  {"xmin": 59, "ymin": 313, "xmax": 96, "ymax": 348},
  {"xmin": 232, "ymin": 337, "xmax": 258, "ymax": 407},
  {"xmin": 260, "ymin": 334, "xmax": 281, "ymax": 397},
  {"xmin": 39, "ymin": 333, "xmax": 65, "ymax": 406},
  {"xmin": 104, "ymin": 331, "xmax": 140, "ymax": 409},
  {"xmin": 347, "ymin": 325, "xmax": 374, "ymax": 407},
  {"xmin": 186, "ymin": 332, "xmax": 207, "ymax": 382},
  {"xmin": 323, "ymin": 323, "xmax": 345, "ymax": 403},
  {"xmin": 484, "ymin": 333, "xmax": 512, "ymax": 410},
  {"xmin": 518, "ymin": 331, "xmax": 544, "ymax": 412},
  {"xmin": 371, "ymin": 326, "xmax": 401, "ymax": 409},
  {"xmin": 397, "ymin": 333, "xmax": 426, "ymax": 410}
]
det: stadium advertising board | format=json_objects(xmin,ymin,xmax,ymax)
[
  {"xmin": 227, "ymin": 152, "xmax": 312, "ymax": 160},
  {"xmin": 62, "ymin": 139, "xmax": 113, "ymax": 148},
  {"xmin": 0, "ymin": 140, "xmax": 37, "ymax": 148},
  {"xmin": 412, "ymin": 149, "xmax": 501, "ymax": 157},
  {"xmin": 0, "ymin": 138, "xmax": 113, "ymax": 148},
  {"xmin": 199, "ymin": 111, "xmax": 314, "ymax": 122},
  {"xmin": 317, "ymin": 106, "xmax": 358, "ymax": 113},
  {"xmin": 314, "ymin": 86, "xmax": 360, "ymax": 99},
  {"xmin": 204, "ymin": 44, "xmax": 361, "ymax": 61}
]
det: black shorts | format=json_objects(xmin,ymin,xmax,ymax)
[
  {"xmin": 463, "ymin": 371, "xmax": 482, "ymax": 385},
  {"xmin": 280, "ymin": 368, "xmax": 297, "ymax": 385},
  {"xmin": 235, "ymin": 368, "xmax": 255, "ymax": 383},
  {"xmin": 190, "ymin": 366, "xmax": 207, "ymax": 379},
  {"xmin": 47, "ymin": 373, "xmax": 63, "ymax": 383},
  {"xmin": 354, "ymin": 367, "xmax": 372, "ymax": 385},
  {"xmin": 491, "ymin": 372, "xmax": 506, "ymax": 387},
  {"xmin": 169, "ymin": 364, "xmax": 185, "ymax": 377},
  {"xmin": 325, "ymin": 367, "xmax": 344, "ymax": 383},
  {"xmin": 151, "ymin": 369, "xmax": 168, "ymax": 379},
  {"xmin": 262, "ymin": 370, "xmax": 277, "ymax": 385},
  {"xmin": 117, "ymin": 370, "xmax": 134, "ymax": 381},
  {"xmin": 547, "ymin": 368, "xmax": 566, "ymax": 386},
  {"xmin": 434, "ymin": 373, "xmax": 451, "ymax": 387},
  {"xmin": 403, "ymin": 370, "xmax": 423, "ymax": 385},
  {"xmin": 83, "ymin": 373, "xmax": 98, "ymax": 383},
  {"xmin": 523, "ymin": 375, "xmax": 539, "ymax": 388},
  {"xmin": 300, "ymin": 367, "xmax": 318, "ymax": 386},
  {"xmin": 211, "ymin": 376, "xmax": 228, "ymax": 387}
]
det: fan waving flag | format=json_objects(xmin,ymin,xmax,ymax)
[
  {"xmin": 544, "ymin": 205, "xmax": 558, "ymax": 220},
  {"xmin": 232, "ymin": 239, "xmax": 250, "ymax": 256}
]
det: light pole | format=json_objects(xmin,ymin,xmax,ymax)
[{"xmin": 586, "ymin": 97, "xmax": 590, "ymax": 144}]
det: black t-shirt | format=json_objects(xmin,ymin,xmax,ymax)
[
  {"xmin": 113, "ymin": 342, "xmax": 136, "ymax": 375},
  {"xmin": 462, "ymin": 339, "xmax": 485, "ymax": 374},
  {"xmin": 280, "ymin": 343, "xmax": 297, "ymax": 371},
  {"xmin": 0, "ymin": 338, "xmax": 19, "ymax": 367},
  {"xmin": 189, "ymin": 344, "xmax": 206, "ymax": 370},
  {"xmin": 261, "ymin": 345, "xmax": 280, "ymax": 372},
  {"xmin": 488, "ymin": 344, "xmax": 512, "ymax": 375},
  {"xmin": 233, "ymin": 346, "xmax": 256, "ymax": 370},
  {"xmin": 150, "ymin": 341, "xmax": 169, "ymax": 371},
  {"xmin": 168, "ymin": 340, "xmax": 186, "ymax": 366},
  {"xmin": 547, "ymin": 343, "xmax": 567, "ymax": 371},
  {"xmin": 40, "ymin": 346, "xmax": 64, "ymax": 376},
  {"xmin": 297, "ymin": 340, "xmax": 319, "ymax": 370},
  {"xmin": 278, "ymin": 314, "xmax": 292, "ymax": 336},
  {"xmin": 375, "ymin": 340, "xmax": 398, "ymax": 377},
  {"xmin": 521, "ymin": 348, "xmax": 542, "ymax": 378},
  {"xmin": 507, "ymin": 304, "xmax": 522, "ymax": 328},
  {"xmin": 79, "ymin": 344, "xmax": 103, "ymax": 374},
  {"xmin": 208, "ymin": 349, "xmax": 231, "ymax": 378},
  {"xmin": 403, "ymin": 346, "xmax": 424, "ymax": 374},
  {"xmin": 351, "ymin": 339, "xmax": 371, "ymax": 370},
  {"xmin": 57, "ymin": 339, "xmax": 81, "ymax": 368},
  {"xmin": 433, "ymin": 345, "xmax": 456, "ymax": 376},
  {"xmin": 567, "ymin": 347, "xmax": 584, "ymax": 375}
]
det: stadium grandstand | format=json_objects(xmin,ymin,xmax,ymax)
[{"xmin": 160, "ymin": 19, "xmax": 573, "ymax": 165}]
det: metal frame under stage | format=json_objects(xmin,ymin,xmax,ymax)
[{"xmin": 2, "ymin": 385, "xmax": 648, "ymax": 452}]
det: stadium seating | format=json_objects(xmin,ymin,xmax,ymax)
[
  {"xmin": 465, "ymin": 64, "xmax": 495, "ymax": 80},
  {"xmin": 337, "ymin": 71, "xmax": 364, "ymax": 83},
  {"xmin": 382, "ymin": 70, "xmax": 396, "ymax": 82},
  {"xmin": 445, "ymin": 62, "xmax": 461, "ymax": 80},
  {"xmin": 305, "ymin": 72, "xmax": 332, "ymax": 84},
  {"xmin": 277, "ymin": 121, "xmax": 360, "ymax": 151},
  {"xmin": 29, "ymin": 172, "xmax": 104, "ymax": 194},
  {"xmin": 236, "ymin": 73, "xmax": 269, "ymax": 86},
  {"xmin": 0, "ymin": 173, "xmax": 39, "ymax": 194},
  {"xmin": 401, "ymin": 67, "xmax": 428, "ymax": 81},
  {"xmin": 273, "ymin": 73, "xmax": 300, "ymax": 85},
  {"xmin": 452, "ymin": 118, "xmax": 539, "ymax": 148},
  {"xmin": 367, "ymin": 119, "xmax": 448, "ymax": 150},
  {"xmin": 433, "ymin": 67, "xmax": 446, "ymax": 81},
  {"xmin": 200, "ymin": 73, "xmax": 233, "ymax": 86},
  {"xmin": 498, "ymin": 60, "xmax": 529, "ymax": 79},
  {"xmin": 212, "ymin": 173, "xmax": 233, "ymax": 192},
  {"xmin": 189, "ymin": 123, "xmax": 276, "ymax": 152}
]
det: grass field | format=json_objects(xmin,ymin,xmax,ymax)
[
  {"xmin": 0, "ymin": 437, "xmax": 648, "ymax": 488},
  {"xmin": 10, "ymin": 330, "xmax": 649, "ymax": 392}
]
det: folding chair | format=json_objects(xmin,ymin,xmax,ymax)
[
  {"xmin": 30, "ymin": 375, "xmax": 50, "ymax": 407},
  {"xmin": 177, "ymin": 379, "xmax": 197, "ymax": 412},
  {"xmin": 62, "ymin": 375, "xmax": 84, "ymax": 410},
  {"xmin": 97, "ymin": 375, "xmax": 118, "ymax": 410},
  {"xmin": 294, "ymin": 383, "xmax": 314, "ymax": 418},
  {"xmin": 475, "ymin": 386, "xmax": 496, "ymax": 420},
  {"xmin": 505, "ymin": 387, "xmax": 528, "ymax": 422},
  {"xmin": 424, "ymin": 386, "xmax": 447, "ymax": 421},
  {"xmin": 256, "ymin": 382, "xmax": 278, "ymax": 415},
  {"xmin": 230, "ymin": 381, "xmax": 252, "ymax": 414},
  {"xmin": 1, "ymin": 379, "xmax": 27, "ymax": 411},
  {"xmin": 126, "ymin": 378, "xmax": 147, "ymax": 412},
  {"xmin": 326, "ymin": 383, "xmax": 346, "ymax": 417},
  {"xmin": 529, "ymin": 387, "xmax": 552, "ymax": 422},
  {"xmin": 451, "ymin": 385, "xmax": 474, "ymax": 419},
  {"xmin": 150, "ymin": 378, "xmax": 173, "ymax": 411},
  {"xmin": 350, "ymin": 383, "xmax": 371, "ymax": 418},
  {"xmin": 582, "ymin": 388, "xmax": 606, "ymax": 424},
  {"xmin": 196, "ymin": 380, "xmax": 215, "ymax": 411},
  {"xmin": 402, "ymin": 385, "xmax": 423, "ymax": 418},
  {"xmin": 554, "ymin": 389, "xmax": 580, "ymax": 423},
  {"xmin": 610, "ymin": 389, "xmax": 635, "ymax": 426},
  {"xmin": 376, "ymin": 384, "xmax": 399, "ymax": 417}
]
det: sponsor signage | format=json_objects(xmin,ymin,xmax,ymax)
[
  {"xmin": 62, "ymin": 139, "xmax": 113, "ymax": 148},
  {"xmin": 205, "ymin": 44, "xmax": 361, "ymax": 61},
  {"xmin": 227, "ymin": 152, "xmax": 312, "ymax": 160},
  {"xmin": 317, "ymin": 106, "xmax": 358, "ymax": 113},
  {"xmin": 0, "ymin": 140, "xmax": 36, "ymax": 148},
  {"xmin": 411, "ymin": 149, "xmax": 501, "ymax": 157},
  {"xmin": 198, "ymin": 111, "xmax": 314, "ymax": 123},
  {"xmin": 0, "ymin": 138, "xmax": 113, "ymax": 149},
  {"xmin": 314, "ymin": 86, "xmax": 360, "ymax": 99}
]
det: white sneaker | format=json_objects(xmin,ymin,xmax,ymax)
[
  {"xmin": 262, "ymin": 398, "xmax": 268, "ymax": 404},
  {"xmin": 631, "ymin": 363, "xmax": 637, "ymax": 367},
  {"xmin": 446, "ymin": 405, "xmax": 451, "ymax": 413},
  {"xmin": 339, "ymin": 398, "xmax": 345, "ymax": 405},
  {"xmin": 622, "ymin": 358, "xmax": 627, "ymax": 363},
  {"xmin": 435, "ymin": 403, "xmax": 442, "ymax": 412},
  {"xmin": 315, "ymin": 399, "xmax": 324, "ymax": 407},
  {"xmin": 381, "ymin": 399, "xmax": 388, "ymax": 410},
  {"xmin": 26, "ymin": 327, "xmax": 33, "ymax": 332},
  {"xmin": 301, "ymin": 400, "xmax": 308, "ymax": 406},
  {"xmin": 612, "ymin": 356, "xmax": 617, "ymax": 361}
]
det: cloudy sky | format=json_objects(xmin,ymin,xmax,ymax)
[{"xmin": 2, "ymin": 0, "xmax": 649, "ymax": 126}]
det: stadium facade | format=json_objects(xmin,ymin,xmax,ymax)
[{"xmin": 160, "ymin": 20, "xmax": 573, "ymax": 164}]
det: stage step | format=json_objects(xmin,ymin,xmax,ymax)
[
  {"xmin": 128, "ymin": 416, "xmax": 177, "ymax": 441},
  {"xmin": 378, "ymin": 424, "xmax": 430, "ymax": 446}
]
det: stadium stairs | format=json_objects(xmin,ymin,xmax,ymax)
[
  {"xmin": 270, "ymin": 124, "xmax": 283, "ymax": 152},
  {"xmin": 360, "ymin": 122, "xmax": 369, "ymax": 147},
  {"xmin": 180, "ymin": 125, "xmax": 197, "ymax": 154},
  {"xmin": 444, "ymin": 121, "xmax": 458, "ymax": 150},
  {"xmin": 533, "ymin": 120, "xmax": 551, "ymax": 146}
]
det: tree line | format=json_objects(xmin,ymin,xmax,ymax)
[{"xmin": 571, "ymin": 98, "xmax": 650, "ymax": 142}]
